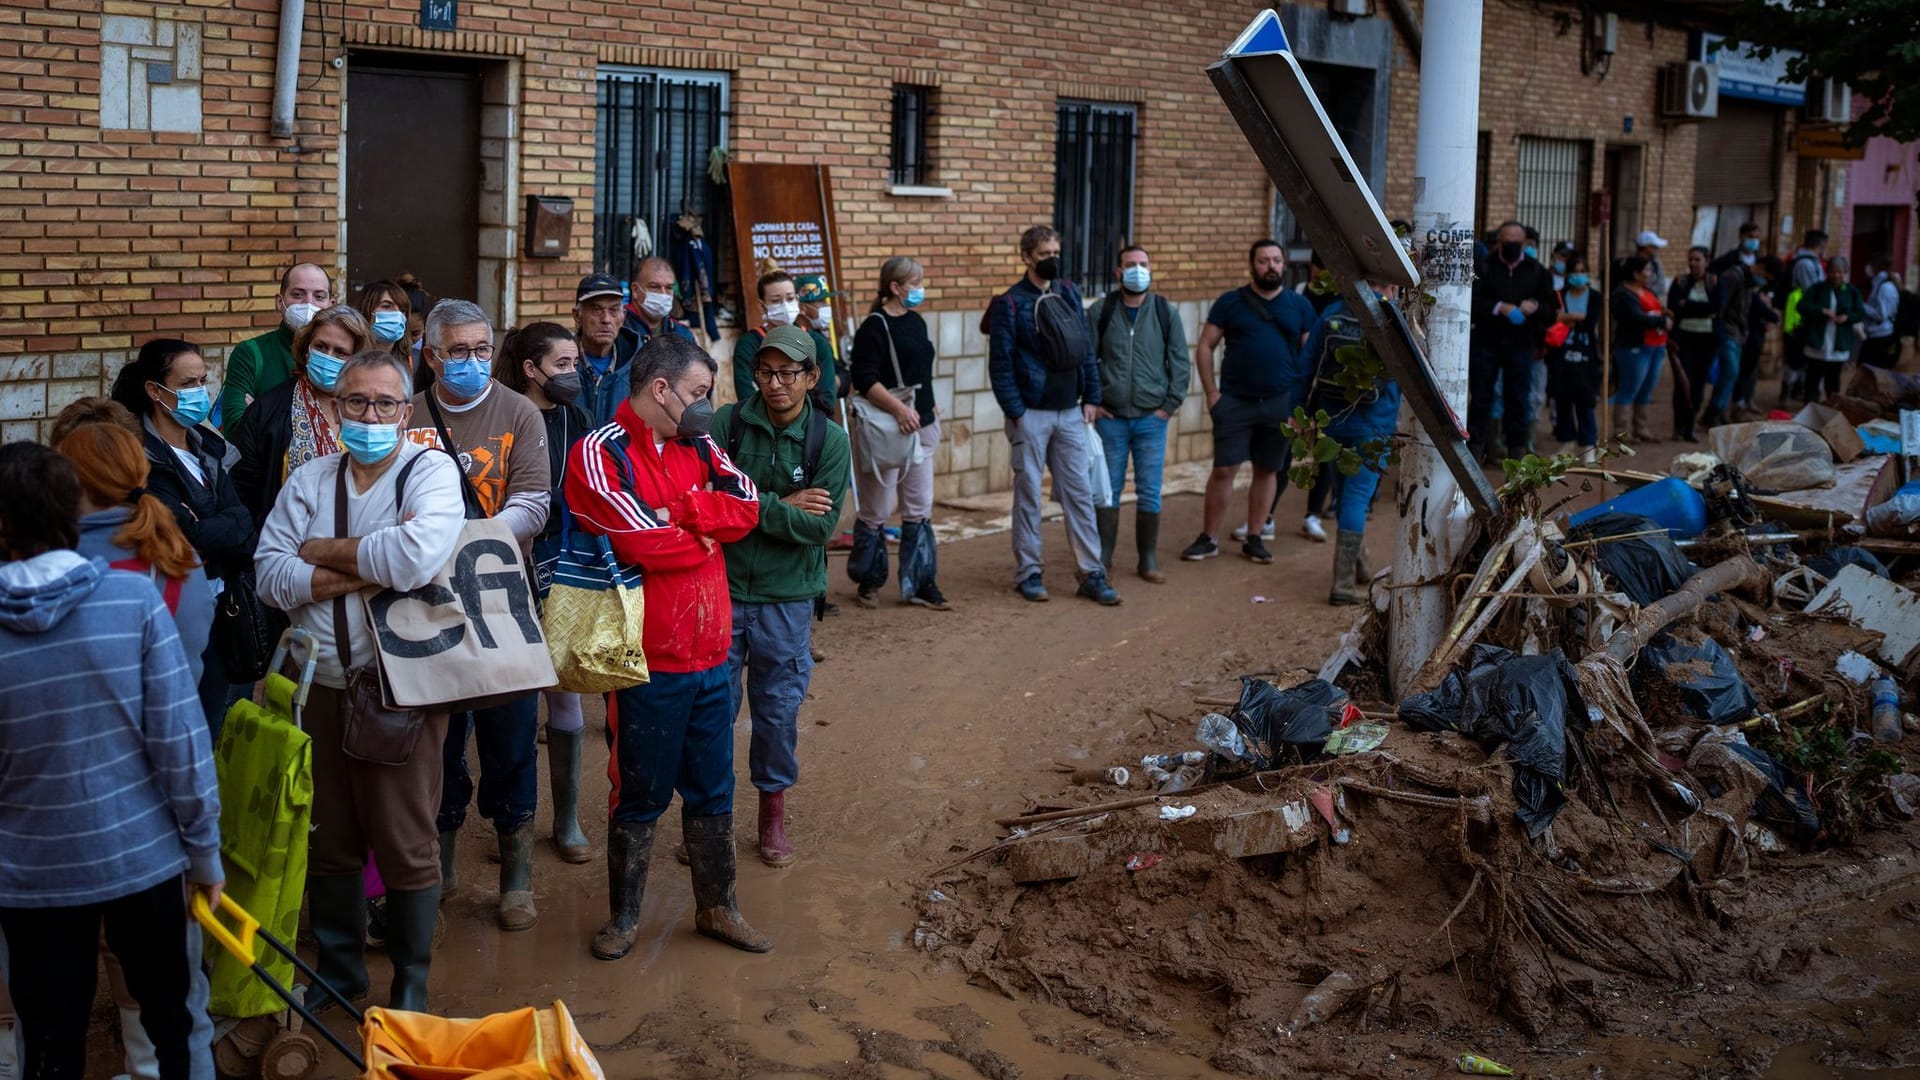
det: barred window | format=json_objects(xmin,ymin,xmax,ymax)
[
  {"xmin": 1054, "ymin": 100, "xmax": 1137, "ymax": 295},
  {"xmin": 1514, "ymin": 136, "xmax": 1591, "ymax": 253}
]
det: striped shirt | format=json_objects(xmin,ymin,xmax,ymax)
[{"xmin": 0, "ymin": 550, "xmax": 221, "ymax": 908}]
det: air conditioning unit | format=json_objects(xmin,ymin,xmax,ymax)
[
  {"xmin": 1328, "ymin": 0, "xmax": 1369, "ymax": 16},
  {"xmin": 1661, "ymin": 61, "xmax": 1719, "ymax": 120},
  {"xmin": 1804, "ymin": 77, "xmax": 1851, "ymax": 123}
]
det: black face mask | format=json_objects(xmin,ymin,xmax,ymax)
[
  {"xmin": 1034, "ymin": 256, "xmax": 1061, "ymax": 281},
  {"xmin": 1499, "ymin": 241, "xmax": 1524, "ymax": 263}
]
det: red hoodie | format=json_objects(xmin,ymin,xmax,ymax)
[{"xmin": 563, "ymin": 400, "xmax": 760, "ymax": 674}]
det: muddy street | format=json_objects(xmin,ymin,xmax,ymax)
[{"xmin": 284, "ymin": 466, "xmax": 1920, "ymax": 1080}]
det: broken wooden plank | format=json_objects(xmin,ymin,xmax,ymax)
[{"xmin": 1806, "ymin": 565, "xmax": 1920, "ymax": 668}]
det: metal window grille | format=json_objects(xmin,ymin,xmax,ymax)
[
  {"xmin": 890, "ymin": 85, "xmax": 932, "ymax": 187},
  {"xmin": 1514, "ymin": 136, "xmax": 1590, "ymax": 253},
  {"xmin": 1054, "ymin": 100, "xmax": 1137, "ymax": 295},
  {"xmin": 593, "ymin": 67, "xmax": 729, "ymax": 292}
]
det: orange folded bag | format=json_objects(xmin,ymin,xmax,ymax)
[{"xmin": 359, "ymin": 1001, "xmax": 606, "ymax": 1080}]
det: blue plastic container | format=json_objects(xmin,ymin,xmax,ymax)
[{"xmin": 1566, "ymin": 476, "xmax": 1709, "ymax": 539}]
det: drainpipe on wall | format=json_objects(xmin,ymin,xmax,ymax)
[
  {"xmin": 271, "ymin": 0, "xmax": 306, "ymax": 138},
  {"xmin": 1383, "ymin": 0, "xmax": 1423, "ymax": 64}
]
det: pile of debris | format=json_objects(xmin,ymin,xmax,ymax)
[{"xmin": 913, "ymin": 421, "xmax": 1920, "ymax": 1077}]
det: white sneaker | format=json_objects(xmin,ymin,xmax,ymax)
[
  {"xmin": 1301, "ymin": 515, "xmax": 1328, "ymax": 543},
  {"xmin": 1228, "ymin": 519, "xmax": 1276, "ymax": 542}
]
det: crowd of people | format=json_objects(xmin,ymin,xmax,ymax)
[{"xmin": 1465, "ymin": 222, "xmax": 1909, "ymax": 461}]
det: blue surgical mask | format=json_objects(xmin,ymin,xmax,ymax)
[
  {"xmin": 1551, "ymin": 260, "xmax": 1566, "ymax": 275},
  {"xmin": 439, "ymin": 357, "xmax": 492, "ymax": 398},
  {"xmin": 340, "ymin": 420, "xmax": 402, "ymax": 464},
  {"xmin": 1741, "ymin": 238, "xmax": 1760, "ymax": 253},
  {"xmin": 160, "ymin": 383, "xmax": 212, "ymax": 427},
  {"xmin": 1524, "ymin": 245, "xmax": 1539, "ymax": 260},
  {"xmin": 306, "ymin": 349, "xmax": 345, "ymax": 391},
  {"xmin": 1566, "ymin": 273, "xmax": 1590, "ymax": 289},
  {"xmin": 1121, "ymin": 265, "xmax": 1151, "ymax": 293},
  {"xmin": 372, "ymin": 310, "xmax": 408, "ymax": 343},
  {"xmin": 903, "ymin": 286, "xmax": 925, "ymax": 309}
]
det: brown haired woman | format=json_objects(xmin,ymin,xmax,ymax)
[
  {"xmin": 230, "ymin": 303, "xmax": 370, "ymax": 528},
  {"xmin": 353, "ymin": 279, "xmax": 414, "ymax": 360}
]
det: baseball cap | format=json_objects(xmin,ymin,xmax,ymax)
[
  {"xmin": 1551, "ymin": 240, "xmax": 1576, "ymax": 256},
  {"xmin": 1635, "ymin": 230, "xmax": 1669, "ymax": 249},
  {"xmin": 576, "ymin": 273, "xmax": 623, "ymax": 303},
  {"xmin": 757, "ymin": 325, "xmax": 815, "ymax": 366},
  {"xmin": 794, "ymin": 274, "xmax": 834, "ymax": 304}
]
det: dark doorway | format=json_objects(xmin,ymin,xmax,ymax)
[
  {"xmin": 1849, "ymin": 205, "xmax": 1908, "ymax": 289},
  {"xmin": 1604, "ymin": 144, "xmax": 1644, "ymax": 263},
  {"xmin": 346, "ymin": 53, "xmax": 482, "ymax": 304}
]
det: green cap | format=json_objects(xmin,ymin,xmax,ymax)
[
  {"xmin": 795, "ymin": 274, "xmax": 834, "ymax": 303},
  {"xmin": 758, "ymin": 324, "xmax": 816, "ymax": 366}
]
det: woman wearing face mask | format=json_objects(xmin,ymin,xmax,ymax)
[
  {"xmin": 353, "ymin": 280, "xmax": 414, "ymax": 363},
  {"xmin": 731, "ymin": 265, "xmax": 839, "ymax": 412},
  {"xmin": 231, "ymin": 304, "xmax": 370, "ymax": 529},
  {"xmin": 846, "ymin": 256, "xmax": 947, "ymax": 612},
  {"xmin": 495, "ymin": 321, "xmax": 595, "ymax": 865},
  {"xmin": 110, "ymin": 339, "xmax": 258, "ymax": 729},
  {"xmin": 1546, "ymin": 256, "xmax": 1603, "ymax": 459},
  {"xmin": 1608, "ymin": 256, "xmax": 1670, "ymax": 444},
  {"xmin": 1665, "ymin": 246, "xmax": 1718, "ymax": 443}
]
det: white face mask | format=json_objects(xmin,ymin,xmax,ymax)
[
  {"xmin": 640, "ymin": 291, "xmax": 675, "ymax": 321},
  {"xmin": 283, "ymin": 302, "xmax": 318, "ymax": 331},
  {"xmin": 764, "ymin": 300, "xmax": 800, "ymax": 327},
  {"xmin": 813, "ymin": 305, "xmax": 833, "ymax": 331}
]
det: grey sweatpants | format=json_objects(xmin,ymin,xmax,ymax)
[{"xmin": 1007, "ymin": 407, "xmax": 1103, "ymax": 584}]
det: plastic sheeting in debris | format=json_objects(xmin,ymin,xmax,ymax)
[
  {"xmin": 1215, "ymin": 676, "xmax": 1347, "ymax": 774},
  {"xmin": 1637, "ymin": 633, "xmax": 1760, "ymax": 726},
  {"xmin": 1399, "ymin": 644, "xmax": 1593, "ymax": 838},
  {"xmin": 1568, "ymin": 512, "xmax": 1701, "ymax": 606},
  {"xmin": 1709, "ymin": 421, "xmax": 1836, "ymax": 494}
]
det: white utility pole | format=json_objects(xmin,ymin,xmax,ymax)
[{"xmin": 1389, "ymin": 0, "xmax": 1484, "ymax": 696}]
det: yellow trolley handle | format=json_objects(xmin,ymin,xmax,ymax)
[{"xmin": 190, "ymin": 892, "xmax": 368, "ymax": 1072}]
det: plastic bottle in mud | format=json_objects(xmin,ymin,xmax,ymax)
[
  {"xmin": 1140, "ymin": 750, "xmax": 1206, "ymax": 770},
  {"xmin": 1144, "ymin": 762, "xmax": 1205, "ymax": 793},
  {"xmin": 1196, "ymin": 712, "xmax": 1251, "ymax": 761},
  {"xmin": 1871, "ymin": 676, "xmax": 1902, "ymax": 743}
]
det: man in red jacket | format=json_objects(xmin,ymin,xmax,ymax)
[{"xmin": 562, "ymin": 332, "xmax": 770, "ymax": 963}]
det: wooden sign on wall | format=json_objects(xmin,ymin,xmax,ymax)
[{"xmin": 725, "ymin": 162, "xmax": 845, "ymax": 332}]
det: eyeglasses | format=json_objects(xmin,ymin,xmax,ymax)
[
  {"xmin": 339, "ymin": 395, "xmax": 408, "ymax": 421},
  {"xmin": 753, "ymin": 367, "xmax": 808, "ymax": 386},
  {"xmin": 440, "ymin": 345, "xmax": 494, "ymax": 362}
]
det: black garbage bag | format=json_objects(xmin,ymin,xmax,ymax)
[
  {"xmin": 1224, "ymin": 676, "xmax": 1344, "ymax": 771},
  {"xmin": 1726, "ymin": 742, "xmax": 1821, "ymax": 843},
  {"xmin": 1636, "ymin": 632, "xmax": 1759, "ymax": 726},
  {"xmin": 1399, "ymin": 644, "xmax": 1592, "ymax": 838},
  {"xmin": 1567, "ymin": 512, "xmax": 1700, "ymax": 605},
  {"xmin": 1805, "ymin": 545, "xmax": 1891, "ymax": 582}
]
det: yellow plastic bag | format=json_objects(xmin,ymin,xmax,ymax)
[
  {"xmin": 361, "ymin": 1001, "xmax": 605, "ymax": 1079},
  {"xmin": 541, "ymin": 543, "xmax": 647, "ymax": 692}
]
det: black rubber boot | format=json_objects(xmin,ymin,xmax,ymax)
[
  {"xmin": 684, "ymin": 813, "xmax": 773, "ymax": 954},
  {"xmin": 306, "ymin": 874, "xmax": 369, "ymax": 1011},
  {"xmin": 437, "ymin": 829, "xmax": 458, "ymax": 896},
  {"xmin": 1095, "ymin": 506, "xmax": 1119, "ymax": 572},
  {"xmin": 496, "ymin": 824, "xmax": 537, "ymax": 931},
  {"xmin": 383, "ymin": 885, "xmax": 439, "ymax": 1012},
  {"xmin": 1330, "ymin": 530, "xmax": 1365, "ymax": 606},
  {"xmin": 591, "ymin": 821, "xmax": 655, "ymax": 961},
  {"xmin": 1135, "ymin": 510, "xmax": 1165, "ymax": 583},
  {"xmin": 547, "ymin": 729, "xmax": 592, "ymax": 863}
]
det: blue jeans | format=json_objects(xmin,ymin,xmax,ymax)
[
  {"xmin": 1610, "ymin": 345, "xmax": 1663, "ymax": 406},
  {"xmin": 437, "ymin": 693, "xmax": 539, "ymax": 834},
  {"xmin": 727, "ymin": 599, "xmax": 815, "ymax": 793},
  {"xmin": 1709, "ymin": 334, "xmax": 1742, "ymax": 411},
  {"xmin": 1094, "ymin": 414, "xmax": 1168, "ymax": 512},
  {"xmin": 1325, "ymin": 394, "xmax": 1396, "ymax": 536},
  {"xmin": 604, "ymin": 664, "xmax": 735, "ymax": 825}
]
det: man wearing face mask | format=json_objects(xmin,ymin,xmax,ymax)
[
  {"xmin": 731, "ymin": 267, "xmax": 836, "ymax": 410},
  {"xmin": 575, "ymin": 262, "xmax": 698, "ymax": 427},
  {"xmin": 221, "ymin": 262, "xmax": 333, "ymax": 436},
  {"xmin": 401, "ymin": 300, "xmax": 552, "ymax": 933},
  {"xmin": 1469, "ymin": 221, "xmax": 1558, "ymax": 460},
  {"xmin": 1711, "ymin": 222, "xmax": 1764, "ymax": 275},
  {"xmin": 989, "ymin": 225, "xmax": 1120, "ymax": 606},
  {"xmin": 564, "ymin": 332, "xmax": 767, "ymax": 962},
  {"xmin": 253, "ymin": 349, "xmax": 467, "ymax": 1013},
  {"xmin": 1085, "ymin": 244, "xmax": 1187, "ymax": 583}
]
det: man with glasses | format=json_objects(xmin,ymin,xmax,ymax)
[
  {"xmin": 254, "ymin": 349, "xmax": 467, "ymax": 1012},
  {"xmin": 221, "ymin": 262, "xmax": 333, "ymax": 434},
  {"xmin": 710, "ymin": 325, "xmax": 849, "ymax": 870},
  {"xmin": 402, "ymin": 299, "xmax": 553, "ymax": 933}
]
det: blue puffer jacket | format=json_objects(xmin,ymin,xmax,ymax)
[
  {"xmin": 988, "ymin": 278, "xmax": 1100, "ymax": 421},
  {"xmin": 580, "ymin": 309, "xmax": 699, "ymax": 428}
]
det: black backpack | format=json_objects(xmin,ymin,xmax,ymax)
[
  {"xmin": 1029, "ymin": 283, "xmax": 1091, "ymax": 373},
  {"xmin": 1095, "ymin": 292, "xmax": 1173, "ymax": 348},
  {"xmin": 724, "ymin": 402, "xmax": 829, "ymax": 491}
]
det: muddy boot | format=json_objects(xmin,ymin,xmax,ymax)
[
  {"xmin": 1631, "ymin": 404, "xmax": 1656, "ymax": 443},
  {"xmin": 758, "ymin": 789, "xmax": 794, "ymax": 868},
  {"xmin": 1095, "ymin": 506, "xmax": 1119, "ymax": 572},
  {"xmin": 496, "ymin": 824, "xmax": 537, "ymax": 932},
  {"xmin": 1353, "ymin": 533, "xmax": 1372, "ymax": 589},
  {"xmin": 437, "ymin": 829, "xmax": 458, "ymax": 896},
  {"xmin": 1135, "ymin": 510, "xmax": 1165, "ymax": 584},
  {"xmin": 684, "ymin": 813, "xmax": 774, "ymax": 953},
  {"xmin": 383, "ymin": 886, "xmax": 439, "ymax": 1012},
  {"xmin": 547, "ymin": 729, "xmax": 592, "ymax": 864},
  {"xmin": 305, "ymin": 875, "xmax": 369, "ymax": 1011},
  {"xmin": 1612, "ymin": 404, "xmax": 1634, "ymax": 445},
  {"xmin": 1329, "ymin": 530, "xmax": 1365, "ymax": 606},
  {"xmin": 591, "ymin": 821, "xmax": 655, "ymax": 961}
]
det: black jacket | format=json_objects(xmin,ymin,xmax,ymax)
[
  {"xmin": 229, "ymin": 377, "xmax": 299, "ymax": 531},
  {"xmin": 1610, "ymin": 285, "xmax": 1670, "ymax": 345},
  {"xmin": 537, "ymin": 399, "xmax": 592, "ymax": 543},
  {"xmin": 1471, "ymin": 256, "xmax": 1559, "ymax": 351},
  {"xmin": 142, "ymin": 421, "xmax": 256, "ymax": 582}
]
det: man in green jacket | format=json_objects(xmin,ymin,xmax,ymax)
[
  {"xmin": 220, "ymin": 262, "xmax": 333, "ymax": 435},
  {"xmin": 1086, "ymin": 244, "xmax": 1189, "ymax": 583},
  {"xmin": 711, "ymin": 325, "xmax": 850, "ymax": 869},
  {"xmin": 731, "ymin": 269, "xmax": 836, "ymax": 409}
]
